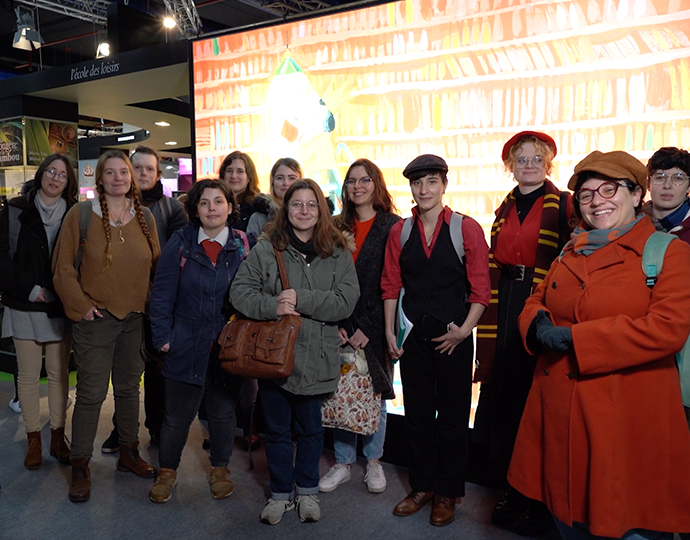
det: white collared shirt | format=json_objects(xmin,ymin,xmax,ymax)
[{"xmin": 198, "ymin": 226, "xmax": 229, "ymax": 247}]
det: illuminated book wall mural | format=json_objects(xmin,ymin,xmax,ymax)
[{"xmin": 193, "ymin": 0, "xmax": 690, "ymax": 417}]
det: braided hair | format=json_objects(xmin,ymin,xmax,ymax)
[{"xmin": 95, "ymin": 150, "xmax": 160, "ymax": 269}]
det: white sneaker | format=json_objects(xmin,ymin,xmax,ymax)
[
  {"xmin": 296, "ymin": 494, "xmax": 320, "ymax": 523},
  {"xmin": 260, "ymin": 498, "xmax": 295, "ymax": 525},
  {"xmin": 364, "ymin": 461, "xmax": 386, "ymax": 493},
  {"xmin": 8, "ymin": 397, "xmax": 21, "ymax": 414},
  {"xmin": 318, "ymin": 464, "xmax": 351, "ymax": 492}
]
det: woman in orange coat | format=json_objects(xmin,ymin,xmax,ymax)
[{"xmin": 511, "ymin": 150, "xmax": 690, "ymax": 539}]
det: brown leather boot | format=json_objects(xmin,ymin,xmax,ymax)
[
  {"xmin": 117, "ymin": 441, "xmax": 156, "ymax": 478},
  {"xmin": 49, "ymin": 427, "xmax": 71, "ymax": 465},
  {"xmin": 69, "ymin": 458, "xmax": 91, "ymax": 503},
  {"xmin": 24, "ymin": 431, "xmax": 43, "ymax": 470}
]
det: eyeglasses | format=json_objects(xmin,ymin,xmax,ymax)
[
  {"xmin": 650, "ymin": 172, "xmax": 689, "ymax": 186},
  {"xmin": 45, "ymin": 168, "xmax": 68, "ymax": 181},
  {"xmin": 344, "ymin": 177, "xmax": 372, "ymax": 187},
  {"xmin": 288, "ymin": 200, "xmax": 319, "ymax": 212},
  {"xmin": 575, "ymin": 181, "xmax": 632, "ymax": 204},
  {"xmin": 514, "ymin": 156, "xmax": 545, "ymax": 169}
]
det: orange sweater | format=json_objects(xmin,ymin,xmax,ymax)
[{"xmin": 52, "ymin": 204, "xmax": 158, "ymax": 322}]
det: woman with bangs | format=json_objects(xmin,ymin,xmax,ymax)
[
  {"xmin": 230, "ymin": 179, "xmax": 359, "ymax": 525},
  {"xmin": 218, "ymin": 150, "xmax": 262, "ymax": 233},
  {"xmin": 53, "ymin": 149, "xmax": 160, "ymax": 503},
  {"xmin": 0, "ymin": 153, "xmax": 77, "ymax": 470},
  {"xmin": 473, "ymin": 131, "xmax": 571, "ymax": 535},
  {"xmin": 319, "ymin": 159, "xmax": 400, "ymax": 495}
]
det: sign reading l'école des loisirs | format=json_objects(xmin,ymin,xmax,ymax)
[{"xmin": 70, "ymin": 60, "xmax": 121, "ymax": 82}]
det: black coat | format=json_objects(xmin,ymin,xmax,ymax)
[
  {"xmin": 342, "ymin": 211, "xmax": 401, "ymax": 399},
  {"xmin": 0, "ymin": 194, "xmax": 69, "ymax": 317}
]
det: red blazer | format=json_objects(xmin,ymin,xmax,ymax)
[{"xmin": 511, "ymin": 216, "xmax": 690, "ymax": 537}]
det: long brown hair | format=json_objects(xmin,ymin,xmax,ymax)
[
  {"xmin": 95, "ymin": 150, "xmax": 159, "ymax": 269},
  {"xmin": 336, "ymin": 158, "xmax": 396, "ymax": 233},
  {"xmin": 269, "ymin": 157, "xmax": 303, "ymax": 205},
  {"xmin": 30, "ymin": 153, "xmax": 78, "ymax": 207},
  {"xmin": 218, "ymin": 150, "xmax": 260, "ymax": 205},
  {"xmin": 265, "ymin": 179, "xmax": 348, "ymax": 258}
]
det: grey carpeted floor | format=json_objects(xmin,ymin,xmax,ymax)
[{"xmin": 0, "ymin": 379, "xmax": 564, "ymax": 540}]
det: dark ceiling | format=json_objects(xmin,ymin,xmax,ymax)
[{"xmin": 0, "ymin": 0, "xmax": 348, "ymax": 77}]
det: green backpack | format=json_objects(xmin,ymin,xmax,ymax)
[{"xmin": 642, "ymin": 231, "xmax": 690, "ymax": 407}]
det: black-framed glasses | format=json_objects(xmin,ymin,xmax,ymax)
[
  {"xmin": 575, "ymin": 181, "xmax": 632, "ymax": 204},
  {"xmin": 650, "ymin": 172, "xmax": 689, "ymax": 186},
  {"xmin": 45, "ymin": 168, "xmax": 68, "ymax": 181},
  {"xmin": 344, "ymin": 177, "xmax": 372, "ymax": 187},
  {"xmin": 514, "ymin": 156, "xmax": 544, "ymax": 169}
]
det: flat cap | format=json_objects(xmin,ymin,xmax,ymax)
[
  {"xmin": 402, "ymin": 154, "xmax": 448, "ymax": 179},
  {"xmin": 502, "ymin": 131, "xmax": 557, "ymax": 161},
  {"xmin": 568, "ymin": 150, "xmax": 648, "ymax": 191}
]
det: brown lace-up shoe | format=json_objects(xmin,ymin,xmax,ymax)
[
  {"xmin": 49, "ymin": 427, "xmax": 71, "ymax": 465},
  {"xmin": 149, "ymin": 468, "xmax": 177, "ymax": 503},
  {"xmin": 210, "ymin": 467, "xmax": 234, "ymax": 499},
  {"xmin": 393, "ymin": 491, "xmax": 434, "ymax": 516},
  {"xmin": 117, "ymin": 441, "xmax": 156, "ymax": 478},
  {"xmin": 24, "ymin": 431, "xmax": 43, "ymax": 470},
  {"xmin": 69, "ymin": 458, "xmax": 91, "ymax": 503},
  {"xmin": 430, "ymin": 495, "xmax": 456, "ymax": 526}
]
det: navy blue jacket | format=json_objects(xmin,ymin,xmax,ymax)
[{"xmin": 149, "ymin": 222, "xmax": 247, "ymax": 386}]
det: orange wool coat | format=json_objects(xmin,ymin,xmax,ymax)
[{"xmin": 510, "ymin": 217, "xmax": 690, "ymax": 538}]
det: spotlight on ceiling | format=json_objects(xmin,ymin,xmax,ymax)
[
  {"xmin": 165, "ymin": 141, "xmax": 177, "ymax": 146},
  {"xmin": 155, "ymin": 121, "xmax": 171, "ymax": 127},
  {"xmin": 163, "ymin": 17, "xmax": 177, "ymax": 29},
  {"xmin": 95, "ymin": 42, "xmax": 110, "ymax": 58},
  {"xmin": 13, "ymin": 8, "xmax": 44, "ymax": 51}
]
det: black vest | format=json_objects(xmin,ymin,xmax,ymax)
[{"xmin": 399, "ymin": 219, "xmax": 469, "ymax": 325}]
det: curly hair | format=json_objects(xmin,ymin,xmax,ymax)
[
  {"xmin": 336, "ymin": 158, "xmax": 396, "ymax": 233},
  {"xmin": 264, "ymin": 179, "xmax": 348, "ymax": 258},
  {"xmin": 504, "ymin": 134, "xmax": 556, "ymax": 176},
  {"xmin": 185, "ymin": 179, "xmax": 239, "ymax": 228},
  {"xmin": 218, "ymin": 151, "xmax": 260, "ymax": 205},
  {"xmin": 647, "ymin": 147, "xmax": 690, "ymax": 177},
  {"xmin": 95, "ymin": 150, "xmax": 160, "ymax": 269}
]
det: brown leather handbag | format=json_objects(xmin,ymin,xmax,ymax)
[{"xmin": 218, "ymin": 248, "xmax": 301, "ymax": 379}]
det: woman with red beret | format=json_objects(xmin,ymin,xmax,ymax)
[{"xmin": 473, "ymin": 131, "xmax": 571, "ymax": 535}]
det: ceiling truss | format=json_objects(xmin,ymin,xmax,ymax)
[{"xmin": 15, "ymin": 0, "xmax": 108, "ymax": 25}]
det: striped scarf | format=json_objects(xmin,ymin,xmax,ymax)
[{"xmin": 474, "ymin": 181, "xmax": 566, "ymax": 383}]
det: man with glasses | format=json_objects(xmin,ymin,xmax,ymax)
[{"xmin": 645, "ymin": 147, "xmax": 690, "ymax": 456}]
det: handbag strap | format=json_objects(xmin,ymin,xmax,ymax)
[{"xmin": 274, "ymin": 248, "xmax": 291, "ymax": 290}]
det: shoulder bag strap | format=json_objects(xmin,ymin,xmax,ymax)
[{"xmin": 274, "ymin": 248, "xmax": 291, "ymax": 290}]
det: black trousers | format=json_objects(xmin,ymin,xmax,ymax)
[{"xmin": 399, "ymin": 315, "xmax": 473, "ymax": 498}]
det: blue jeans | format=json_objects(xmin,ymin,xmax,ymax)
[
  {"xmin": 259, "ymin": 380, "xmax": 324, "ymax": 499},
  {"xmin": 159, "ymin": 375, "xmax": 241, "ymax": 470},
  {"xmin": 333, "ymin": 400, "xmax": 387, "ymax": 464},
  {"xmin": 554, "ymin": 517, "xmax": 673, "ymax": 540}
]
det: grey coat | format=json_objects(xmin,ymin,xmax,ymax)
[{"xmin": 229, "ymin": 238, "xmax": 360, "ymax": 396}]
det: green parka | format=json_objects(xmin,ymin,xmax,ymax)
[{"xmin": 229, "ymin": 238, "xmax": 360, "ymax": 396}]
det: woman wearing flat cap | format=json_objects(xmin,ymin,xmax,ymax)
[
  {"xmin": 473, "ymin": 131, "xmax": 571, "ymax": 535},
  {"xmin": 509, "ymin": 150, "xmax": 690, "ymax": 540},
  {"xmin": 381, "ymin": 154, "xmax": 490, "ymax": 526}
]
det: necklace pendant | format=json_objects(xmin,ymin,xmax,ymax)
[{"xmin": 118, "ymin": 229, "xmax": 125, "ymax": 244}]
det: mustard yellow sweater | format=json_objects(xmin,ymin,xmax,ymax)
[{"xmin": 52, "ymin": 204, "xmax": 159, "ymax": 322}]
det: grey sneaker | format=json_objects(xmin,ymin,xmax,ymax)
[
  {"xmin": 318, "ymin": 463, "xmax": 351, "ymax": 492},
  {"xmin": 260, "ymin": 498, "xmax": 295, "ymax": 525},
  {"xmin": 364, "ymin": 461, "xmax": 387, "ymax": 493},
  {"xmin": 296, "ymin": 494, "xmax": 321, "ymax": 523}
]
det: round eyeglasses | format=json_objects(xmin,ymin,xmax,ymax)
[
  {"xmin": 288, "ymin": 200, "xmax": 319, "ymax": 212},
  {"xmin": 514, "ymin": 156, "xmax": 544, "ymax": 169},
  {"xmin": 650, "ymin": 172, "xmax": 689, "ymax": 186},
  {"xmin": 575, "ymin": 181, "xmax": 632, "ymax": 204},
  {"xmin": 45, "ymin": 168, "xmax": 68, "ymax": 181}
]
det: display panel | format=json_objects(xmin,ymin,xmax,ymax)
[{"xmin": 193, "ymin": 0, "xmax": 690, "ymax": 417}]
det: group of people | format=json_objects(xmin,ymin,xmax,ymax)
[{"xmin": 2, "ymin": 133, "xmax": 690, "ymax": 540}]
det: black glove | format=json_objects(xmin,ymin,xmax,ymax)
[{"xmin": 535, "ymin": 310, "xmax": 572, "ymax": 352}]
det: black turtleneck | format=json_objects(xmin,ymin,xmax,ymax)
[{"xmin": 514, "ymin": 184, "xmax": 546, "ymax": 224}]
